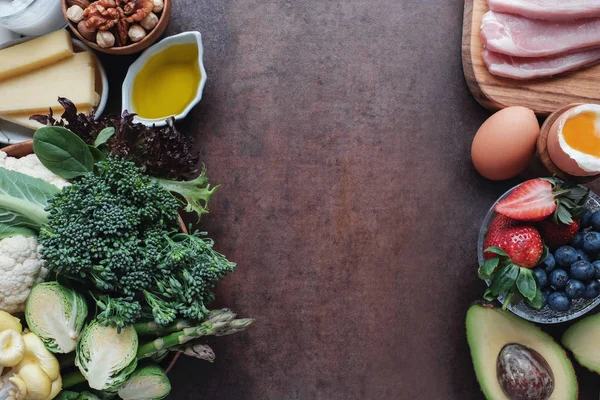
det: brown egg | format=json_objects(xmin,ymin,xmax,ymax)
[{"xmin": 471, "ymin": 106, "xmax": 540, "ymax": 180}]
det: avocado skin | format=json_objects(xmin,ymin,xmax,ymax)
[{"xmin": 466, "ymin": 304, "xmax": 578, "ymax": 400}]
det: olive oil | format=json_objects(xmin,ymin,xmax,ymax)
[{"xmin": 132, "ymin": 43, "xmax": 201, "ymax": 119}]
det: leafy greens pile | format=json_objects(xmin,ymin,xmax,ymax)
[
  {"xmin": 32, "ymin": 97, "xmax": 199, "ymax": 180},
  {"xmin": 0, "ymin": 102, "xmax": 253, "ymax": 399},
  {"xmin": 0, "ymin": 126, "xmax": 235, "ymax": 331}
]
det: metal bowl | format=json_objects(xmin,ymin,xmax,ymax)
[{"xmin": 477, "ymin": 183, "xmax": 600, "ymax": 324}]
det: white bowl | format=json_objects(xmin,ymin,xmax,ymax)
[
  {"xmin": 121, "ymin": 31, "xmax": 207, "ymax": 127},
  {"xmin": 0, "ymin": 37, "xmax": 108, "ymax": 144}
]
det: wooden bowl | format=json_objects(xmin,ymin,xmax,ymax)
[
  {"xmin": 62, "ymin": 0, "xmax": 172, "ymax": 55},
  {"xmin": 536, "ymin": 103, "xmax": 600, "ymax": 184},
  {"xmin": 1, "ymin": 139, "xmax": 182, "ymax": 372}
]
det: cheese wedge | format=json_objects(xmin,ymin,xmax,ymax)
[
  {"xmin": 0, "ymin": 30, "xmax": 74, "ymax": 82},
  {"xmin": 0, "ymin": 52, "xmax": 96, "ymax": 114},
  {"xmin": 0, "ymin": 106, "xmax": 93, "ymax": 130}
]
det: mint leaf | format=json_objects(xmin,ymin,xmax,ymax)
[
  {"xmin": 484, "ymin": 246, "xmax": 508, "ymax": 258},
  {"xmin": 489, "ymin": 264, "xmax": 519, "ymax": 296},
  {"xmin": 478, "ymin": 258, "xmax": 500, "ymax": 280},
  {"xmin": 483, "ymin": 288, "xmax": 496, "ymax": 302},
  {"xmin": 517, "ymin": 268, "xmax": 537, "ymax": 301},
  {"xmin": 526, "ymin": 287, "xmax": 543, "ymax": 310}
]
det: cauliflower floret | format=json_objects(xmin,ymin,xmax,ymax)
[
  {"xmin": 0, "ymin": 152, "xmax": 69, "ymax": 188},
  {"xmin": 0, "ymin": 235, "xmax": 46, "ymax": 314}
]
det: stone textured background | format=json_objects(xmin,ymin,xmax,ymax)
[{"xmin": 102, "ymin": 0, "xmax": 600, "ymax": 398}]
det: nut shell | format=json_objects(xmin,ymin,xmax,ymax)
[
  {"xmin": 77, "ymin": 20, "xmax": 97, "ymax": 41},
  {"xmin": 128, "ymin": 24, "xmax": 146, "ymax": 42}
]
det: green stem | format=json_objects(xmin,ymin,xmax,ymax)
[
  {"xmin": 136, "ymin": 310, "xmax": 254, "ymax": 359},
  {"xmin": 133, "ymin": 320, "xmax": 194, "ymax": 336},
  {"xmin": 62, "ymin": 371, "xmax": 87, "ymax": 389}
]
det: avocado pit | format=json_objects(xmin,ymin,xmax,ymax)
[{"xmin": 497, "ymin": 343, "xmax": 554, "ymax": 400}]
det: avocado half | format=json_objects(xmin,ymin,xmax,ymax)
[
  {"xmin": 563, "ymin": 313, "xmax": 600, "ymax": 373},
  {"xmin": 466, "ymin": 304, "xmax": 578, "ymax": 400}
]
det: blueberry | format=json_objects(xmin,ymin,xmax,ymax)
[
  {"xmin": 593, "ymin": 261, "xmax": 600, "ymax": 279},
  {"xmin": 584, "ymin": 232, "xmax": 600, "ymax": 254},
  {"xmin": 576, "ymin": 248, "xmax": 591, "ymax": 262},
  {"xmin": 571, "ymin": 232, "xmax": 585, "ymax": 249},
  {"xmin": 565, "ymin": 279, "xmax": 585, "ymax": 299},
  {"xmin": 533, "ymin": 268, "xmax": 548, "ymax": 288},
  {"xmin": 582, "ymin": 210, "xmax": 594, "ymax": 230},
  {"xmin": 548, "ymin": 291, "xmax": 571, "ymax": 311},
  {"xmin": 542, "ymin": 288, "xmax": 553, "ymax": 307},
  {"xmin": 554, "ymin": 246, "xmax": 578, "ymax": 267},
  {"xmin": 592, "ymin": 211, "xmax": 600, "ymax": 231},
  {"xmin": 550, "ymin": 269, "xmax": 569, "ymax": 289},
  {"xmin": 540, "ymin": 253, "xmax": 556, "ymax": 272},
  {"xmin": 583, "ymin": 281, "xmax": 600, "ymax": 299},
  {"xmin": 571, "ymin": 260, "xmax": 595, "ymax": 281}
]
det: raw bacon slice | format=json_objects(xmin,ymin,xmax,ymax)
[
  {"xmin": 482, "ymin": 48, "xmax": 600, "ymax": 79},
  {"xmin": 489, "ymin": 0, "xmax": 600, "ymax": 21},
  {"xmin": 481, "ymin": 11, "xmax": 600, "ymax": 57}
]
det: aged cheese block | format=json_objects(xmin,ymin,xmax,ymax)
[
  {"xmin": 0, "ymin": 30, "xmax": 74, "ymax": 82},
  {"xmin": 0, "ymin": 52, "xmax": 95, "ymax": 114}
]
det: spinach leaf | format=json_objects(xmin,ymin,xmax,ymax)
[
  {"xmin": 89, "ymin": 145, "xmax": 106, "ymax": 163},
  {"xmin": 94, "ymin": 127, "xmax": 116, "ymax": 148},
  {"xmin": 33, "ymin": 126, "xmax": 94, "ymax": 179}
]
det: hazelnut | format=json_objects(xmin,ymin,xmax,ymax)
[
  {"xmin": 66, "ymin": 5, "xmax": 84, "ymax": 23},
  {"xmin": 152, "ymin": 0, "xmax": 163, "ymax": 13},
  {"xmin": 140, "ymin": 12, "xmax": 158, "ymax": 30},
  {"xmin": 77, "ymin": 20, "xmax": 96, "ymax": 41},
  {"xmin": 68, "ymin": 0, "xmax": 90, "ymax": 8},
  {"xmin": 96, "ymin": 31, "xmax": 115, "ymax": 48},
  {"xmin": 128, "ymin": 24, "xmax": 146, "ymax": 42}
]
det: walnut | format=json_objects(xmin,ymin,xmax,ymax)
[
  {"xmin": 121, "ymin": 0, "xmax": 153, "ymax": 23},
  {"xmin": 83, "ymin": 0, "xmax": 120, "ymax": 30},
  {"xmin": 77, "ymin": 20, "xmax": 96, "ymax": 41},
  {"xmin": 116, "ymin": 17, "xmax": 129, "ymax": 46}
]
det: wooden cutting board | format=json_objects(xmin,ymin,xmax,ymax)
[{"xmin": 462, "ymin": 0, "xmax": 600, "ymax": 116}]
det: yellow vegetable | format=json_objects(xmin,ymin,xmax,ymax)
[
  {"xmin": 14, "ymin": 333, "xmax": 60, "ymax": 381},
  {"xmin": 0, "ymin": 310, "xmax": 22, "ymax": 333},
  {"xmin": 0, "ymin": 329, "xmax": 25, "ymax": 366},
  {"xmin": 18, "ymin": 363, "xmax": 52, "ymax": 400},
  {"xmin": 44, "ymin": 374, "xmax": 62, "ymax": 400},
  {"xmin": 8, "ymin": 375, "xmax": 27, "ymax": 397}
]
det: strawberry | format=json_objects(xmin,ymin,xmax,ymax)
[
  {"xmin": 538, "ymin": 219, "xmax": 580, "ymax": 250},
  {"xmin": 494, "ymin": 178, "xmax": 588, "ymax": 224},
  {"xmin": 484, "ymin": 215, "xmax": 543, "ymax": 268}
]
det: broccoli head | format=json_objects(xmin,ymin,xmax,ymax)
[{"xmin": 39, "ymin": 157, "xmax": 180, "ymax": 297}]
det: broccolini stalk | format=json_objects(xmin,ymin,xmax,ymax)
[
  {"xmin": 137, "ymin": 310, "xmax": 254, "ymax": 359},
  {"xmin": 133, "ymin": 320, "xmax": 194, "ymax": 336}
]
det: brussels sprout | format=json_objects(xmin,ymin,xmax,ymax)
[
  {"xmin": 117, "ymin": 365, "xmax": 171, "ymax": 400},
  {"xmin": 56, "ymin": 391, "xmax": 101, "ymax": 400},
  {"xmin": 76, "ymin": 321, "xmax": 138, "ymax": 391},
  {"xmin": 25, "ymin": 282, "xmax": 88, "ymax": 353}
]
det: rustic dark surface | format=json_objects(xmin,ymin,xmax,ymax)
[{"xmin": 100, "ymin": 0, "xmax": 600, "ymax": 399}]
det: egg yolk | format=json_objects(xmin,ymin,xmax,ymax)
[{"xmin": 562, "ymin": 111, "xmax": 600, "ymax": 156}]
